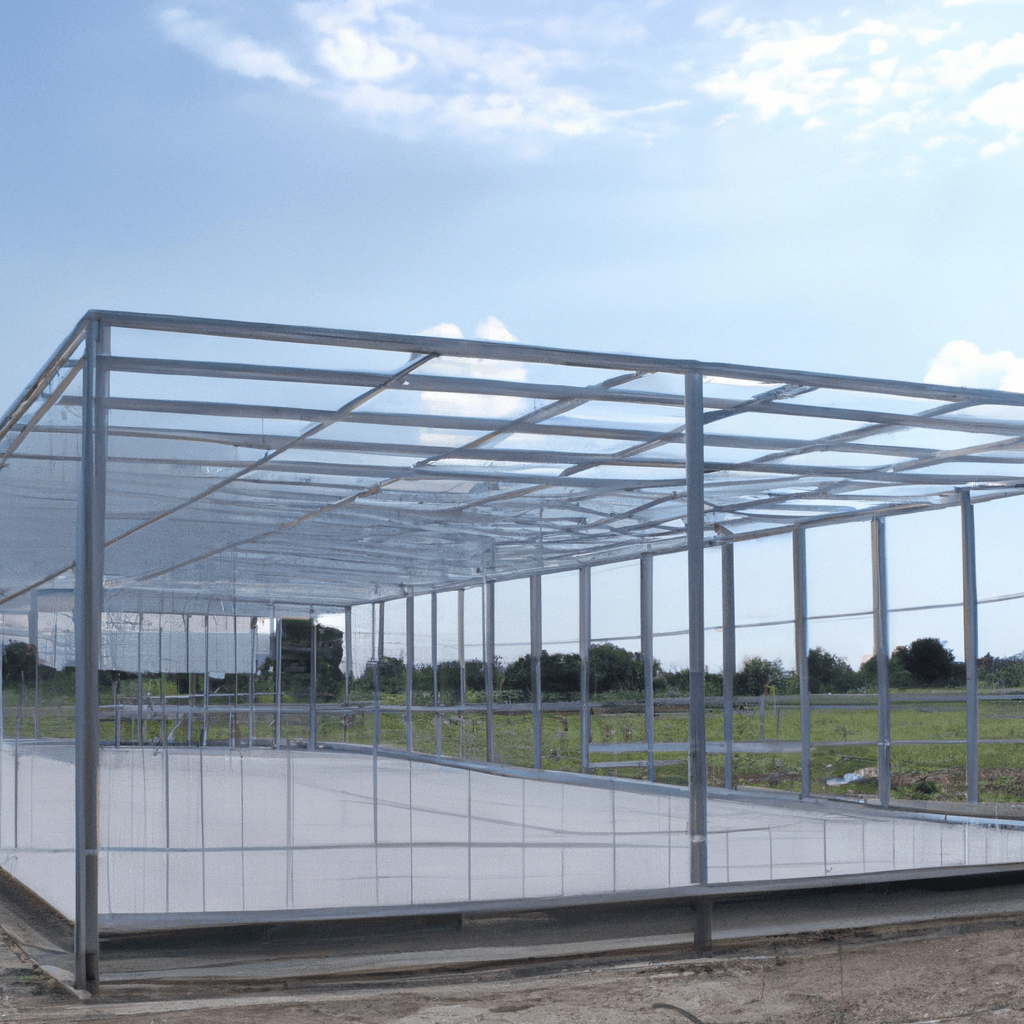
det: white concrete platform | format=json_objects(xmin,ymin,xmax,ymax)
[{"xmin": 2, "ymin": 743, "xmax": 1022, "ymax": 921}]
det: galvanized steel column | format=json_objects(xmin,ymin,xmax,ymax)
[
  {"xmin": 458, "ymin": 589, "xmax": 466, "ymax": 706},
  {"xmin": 961, "ymin": 490, "xmax": 980, "ymax": 804},
  {"xmin": 684, "ymin": 372, "xmax": 708, "ymax": 889},
  {"xmin": 274, "ymin": 615, "xmax": 283, "ymax": 749},
  {"xmin": 484, "ymin": 581, "xmax": 495, "ymax": 762},
  {"xmin": 640, "ymin": 552, "xmax": 655, "ymax": 782},
  {"xmin": 405, "ymin": 595, "xmax": 414, "ymax": 752},
  {"xmin": 344, "ymin": 606, "xmax": 352, "ymax": 704},
  {"xmin": 872, "ymin": 518, "xmax": 891, "ymax": 808},
  {"xmin": 75, "ymin": 316, "xmax": 108, "ymax": 993},
  {"xmin": 579, "ymin": 567, "xmax": 591, "ymax": 774},
  {"xmin": 721, "ymin": 543, "xmax": 736, "ymax": 791},
  {"xmin": 793, "ymin": 529, "xmax": 810, "ymax": 799},
  {"xmin": 530, "ymin": 574, "xmax": 543, "ymax": 770},
  {"xmin": 432, "ymin": 592, "xmax": 441, "ymax": 756},
  {"xmin": 309, "ymin": 607, "xmax": 318, "ymax": 750}
]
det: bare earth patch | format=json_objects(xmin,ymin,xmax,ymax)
[{"xmin": 4, "ymin": 921, "xmax": 1024, "ymax": 1023}]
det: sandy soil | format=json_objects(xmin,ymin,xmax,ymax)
[{"xmin": 3, "ymin": 922, "xmax": 1023, "ymax": 1023}]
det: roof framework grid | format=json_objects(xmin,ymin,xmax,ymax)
[{"xmin": 4, "ymin": 310, "xmax": 1024, "ymax": 612}]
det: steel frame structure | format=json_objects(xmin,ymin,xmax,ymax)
[{"xmin": 5, "ymin": 310, "xmax": 1024, "ymax": 989}]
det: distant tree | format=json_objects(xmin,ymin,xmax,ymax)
[
  {"xmin": 261, "ymin": 619, "xmax": 345, "ymax": 699},
  {"xmin": 807, "ymin": 647, "xmax": 858, "ymax": 693},
  {"xmin": 1, "ymin": 641, "xmax": 37, "ymax": 684},
  {"xmin": 734, "ymin": 656, "xmax": 788, "ymax": 697},
  {"xmin": 858, "ymin": 653, "xmax": 914, "ymax": 690},
  {"xmin": 588, "ymin": 644, "xmax": 645, "ymax": 694},
  {"xmin": 893, "ymin": 637, "xmax": 956, "ymax": 687}
]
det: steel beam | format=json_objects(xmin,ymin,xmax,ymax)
[
  {"xmin": 431, "ymin": 592, "xmax": 441, "ymax": 756},
  {"xmin": 530, "ymin": 574, "xmax": 543, "ymax": 770},
  {"xmin": 721, "ymin": 543, "xmax": 736, "ymax": 791},
  {"xmin": 344, "ymin": 606, "xmax": 352, "ymax": 704},
  {"xmin": 793, "ymin": 529, "xmax": 811, "ymax": 799},
  {"xmin": 484, "ymin": 581, "xmax": 495, "ymax": 762},
  {"xmin": 640, "ymin": 552, "xmax": 655, "ymax": 782},
  {"xmin": 309, "ymin": 608, "xmax": 318, "ymax": 750},
  {"xmin": 872, "ymin": 518, "xmax": 891, "ymax": 808},
  {"xmin": 685, "ymin": 373, "xmax": 709, "ymax": 900},
  {"xmin": 579, "ymin": 567, "xmax": 591, "ymax": 774},
  {"xmin": 74, "ymin": 317, "xmax": 107, "ymax": 993},
  {"xmin": 405, "ymin": 594, "xmax": 414, "ymax": 753},
  {"xmin": 961, "ymin": 490, "xmax": 980, "ymax": 804}
]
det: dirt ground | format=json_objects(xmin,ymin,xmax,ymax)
[{"xmin": 2, "ymin": 921, "xmax": 1023, "ymax": 1024}]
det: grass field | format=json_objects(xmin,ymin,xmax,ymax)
[{"xmin": 5, "ymin": 674, "xmax": 1024, "ymax": 803}]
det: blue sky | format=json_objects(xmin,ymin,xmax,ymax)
[{"xmin": 4, "ymin": 0, "xmax": 1024, "ymax": 667}]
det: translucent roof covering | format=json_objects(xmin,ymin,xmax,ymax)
[{"xmin": 4, "ymin": 310, "xmax": 1024, "ymax": 613}]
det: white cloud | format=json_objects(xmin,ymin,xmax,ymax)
[
  {"xmin": 699, "ymin": 11, "xmax": 1024, "ymax": 158},
  {"xmin": 966, "ymin": 76, "xmax": 1024, "ymax": 137},
  {"xmin": 159, "ymin": 9, "xmax": 312, "ymax": 86},
  {"xmin": 421, "ymin": 322, "xmax": 463, "ymax": 338},
  {"xmin": 925, "ymin": 340, "xmax": 1024, "ymax": 391},
  {"xmin": 932, "ymin": 33, "xmax": 1024, "ymax": 89},
  {"xmin": 474, "ymin": 317, "xmax": 518, "ymax": 343}
]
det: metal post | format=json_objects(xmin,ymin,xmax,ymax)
[
  {"xmin": 458, "ymin": 589, "xmax": 466, "ymax": 706},
  {"xmin": 344, "ymin": 606, "xmax": 352, "ymax": 704},
  {"xmin": 309, "ymin": 607, "xmax": 318, "ymax": 750},
  {"xmin": 685, "ymin": 372, "xmax": 709, "ymax": 900},
  {"xmin": 483, "ymin": 581, "xmax": 495, "ymax": 762},
  {"xmin": 247, "ymin": 616, "xmax": 254, "ymax": 748},
  {"xmin": 793, "ymin": 528, "xmax": 810, "ymax": 799},
  {"xmin": 29, "ymin": 591, "xmax": 39, "ymax": 742},
  {"xmin": 432, "ymin": 592, "xmax": 441, "ymax": 756},
  {"xmin": 405, "ymin": 594, "xmax": 414, "ymax": 753},
  {"xmin": 530, "ymin": 574, "xmax": 543, "ymax": 770},
  {"xmin": 74, "ymin": 316, "xmax": 108, "ymax": 993},
  {"xmin": 137, "ymin": 613, "xmax": 144, "ymax": 746},
  {"xmin": 374, "ymin": 602, "xmax": 383, "ymax": 754},
  {"xmin": 203, "ymin": 614, "xmax": 210, "ymax": 746},
  {"xmin": 961, "ymin": 490, "xmax": 980, "ymax": 804},
  {"xmin": 721, "ymin": 544, "xmax": 736, "ymax": 791},
  {"xmin": 274, "ymin": 616, "xmax": 282, "ymax": 749},
  {"xmin": 458, "ymin": 588, "xmax": 466, "ymax": 759},
  {"xmin": 185, "ymin": 615, "xmax": 193, "ymax": 746},
  {"xmin": 579, "ymin": 567, "xmax": 591, "ymax": 774},
  {"xmin": 640, "ymin": 552, "xmax": 655, "ymax": 782},
  {"xmin": 871, "ymin": 518, "xmax": 891, "ymax": 808}
]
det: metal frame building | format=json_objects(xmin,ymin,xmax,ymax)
[{"xmin": 4, "ymin": 310, "xmax": 1024, "ymax": 991}]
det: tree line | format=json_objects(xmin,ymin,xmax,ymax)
[{"xmin": 5, "ymin": 630, "xmax": 1023, "ymax": 698}]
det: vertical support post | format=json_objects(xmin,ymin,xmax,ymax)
[
  {"xmin": 344, "ymin": 606, "xmax": 353, "ymax": 704},
  {"xmin": 961, "ymin": 490, "xmax": 980, "ymax": 804},
  {"xmin": 185, "ymin": 616, "xmax": 193, "ymax": 746},
  {"xmin": 685, "ymin": 372, "xmax": 709, "ymax": 899},
  {"xmin": 432, "ymin": 593, "xmax": 441, "ymax": 756},
  {"xmin": 458, "ymin": 588, "xmax": 466, "ymax": 759},
  {"xmin": 274, "ymin": 616, "xmax": 282, "ymax": 749},
  {"xmin": 203, "ymin": 615, "xmax": 210, "ymax": 746},
  {"xmin": 374, "ymin": 602, "xmax": 383, "ymax": 754},
  {"xmin": 29, "ymin": 592, "xmax": 39, "ymax": 742},
  {"xmin": 458, "ymin": 590, "xmax": 466, "ymax": 706},
  {"xmin": 309, "ymin": 607, "xmax": 318, "ymax": 750},
  {"xmin": 793, "ymin": 528, "xmax": 811, "ymax": 799},
  {"xmin": 247, "ymin": 615, "xmax": 255, "ymax": 748},
  {"xmin": 74, "ymin": 316, "xmax": 108, "ymax": 993},
  {"xmin": 530, "ymin": 574, "xmax": 543, "ymax": 771},
  {"xmin": 483, "ymin": 581, "xmax": 495, "ymax": 762},
  {"xmin": 640, "ymin": 552, "xmax": 655, "ymax": 782},
  {"xmin": 137, "ymin": 612, "xmax": 144, "ymax": 746},
  {"xmin": 872, "ymin": 518, "xmax": 891, "ymax": 808},
  {"xmin": 579, "ymin": 567, "xmax": 591, "ymax": 774},
  {"xmin": 721, "ymin": 544, "xmax": 736, "ymax": 791},
  {"xmin": 405, "ymin": 594, "xmax": 414, "ymax": 753}
]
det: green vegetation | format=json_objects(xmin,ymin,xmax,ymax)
[{"xmin": 4, "ymin": 634, "xmax": 1024, "ymax": 804}]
